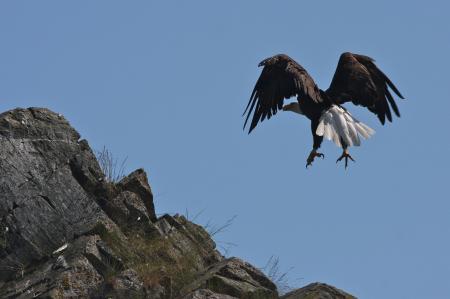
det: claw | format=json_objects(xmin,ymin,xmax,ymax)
[
  {"xmin": 336, "ymin": 149, "xmax": 355, "ymax": 169},
  {"xmin": 306, "ymin": 150, "xmax": 325, "ymax": 168}
]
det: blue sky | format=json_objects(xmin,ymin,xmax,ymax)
[{"xmin": 1, "ymin": 1, "xmax": 449, "ymax": 298}]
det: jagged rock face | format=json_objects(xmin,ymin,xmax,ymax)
[
  {"xmin": 0, "ymin": 108, "xmax": 274, "ymax": 298},
  {"xmin": 183, "ymin": 257, "xmax": 278, "ymax": 299},
  {"xmin": 0, "ymin": 108, "xmax": 355, "ymax": 299},
  {"xmin": 116, "ymin": 169, "xmax": 156, "ymax": 222},
  {"xmin": 0, "ymin": 108, "xmax": 115, "ymax": 282}
]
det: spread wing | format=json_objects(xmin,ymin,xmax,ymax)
[
  {"xmin": 243, "ymin": 54, "xmax": 322, "ymax": 133},
  {"xmin": 326, "ymin": 52, "xmax": 404, "ymax": 124}
]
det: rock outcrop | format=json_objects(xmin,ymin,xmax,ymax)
[
  {"xmin": 281, "ymin": 283, "xmax": 356, "ymax": 299},
  {"xmin": 0, "ymin": 108, "xmax": 356, "ymax": 298}
]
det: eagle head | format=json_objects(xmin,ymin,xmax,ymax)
[
  {"xmin": 282, "ymin": 102, "xmax": 303, "ymax": 115},
  {"xmin": 258, "ymin": 54, "xmax": 289, "ymax": 67},
  {"xmin": 258, "ymin": 58, "xmax": 270, "ymax": 67}
]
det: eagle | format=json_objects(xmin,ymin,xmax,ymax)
[{"xmin": 243, "ymin": 52, "xmax": 404, "ymax": 168}]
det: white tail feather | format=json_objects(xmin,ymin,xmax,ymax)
[{"xmin": 316, "ymin": 105, "xmax": 375, "ymax": 148}]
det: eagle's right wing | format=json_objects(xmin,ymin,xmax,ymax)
[
  {"xmin": 243, "ymin": 54, "xmax": 322, "ymax": 133},
  {"xmin": 326, "ymin": 52, "xmax": 404, "ymax": 124}
]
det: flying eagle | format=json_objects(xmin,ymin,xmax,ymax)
[{"xmin": 243, "ymin": 52, "xmax": 404, "ymax": 168}]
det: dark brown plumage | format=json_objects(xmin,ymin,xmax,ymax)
[
  {"xmin": 243, "ymin": 54, "xmax": 322, "ymax": 134},
  {"xmin": 326, "ymin": 52, "xmax": 404, "ymax": 124},
  {"xmin": 243, "ymin": 52, "xmax": 404, "ymax": 168}
]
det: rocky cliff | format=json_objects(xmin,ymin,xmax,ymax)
[{"xmin": 0, "ymin": 108, "xmax": 356, "ymax": 299}]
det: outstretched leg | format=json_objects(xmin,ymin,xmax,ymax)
[
  {"xmin": 306, "ymin": 119, "xmax": 324, "ymax": 168},
  {"xmin": 306, "ymin": 148, "xmax": 324, "ymax": 168},
  {"xmin": 336, "ymin": 144, "xmax": 355, "ymax": 169}
]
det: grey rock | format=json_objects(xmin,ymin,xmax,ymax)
[
  {"xmin": 182, "ymin": 288, "xmax": 239, "ymax": 299},
  {"xmin": 117, "ymin": 168, "xmax": 156, "ymax": 222},
  {"xmin": 155, "ymin": 214, "xmax": 223, "ymax": 268},
  {"xmin": 0, "ymin": 108, "xmax": 113, "ymax": 282},
  {"xmin": 100, "ymin": 268, "xmax": 147, "ymax": 299},
  {"xmin": 52, "ymin": 255, "xmax": 69, "ymax": 270},
  {"xmin": 113, "ymin": 268, "xmax": 144, "ymax": 291},
  {"xmin": 103, "ymin": 190, "xmax": 161, "ymax": 237},
  {"xmin": 0, "ymin": 235, "xmax": 107, "ymax": 298},
  {"xmin": 183, "ymin": 257, "xmax": 277, "ymax": 299},
  {"xmin": 281, "ymin": 283, "xmax": 357, "ymax": 299},
  {"xmin": 96, "ymin": 239, "xmax": 125, "ymax": 271}
]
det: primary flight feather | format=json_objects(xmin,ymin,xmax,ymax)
[{"xmin": 243, "ymin": 52, "xmax": 404, "ymax": 168}]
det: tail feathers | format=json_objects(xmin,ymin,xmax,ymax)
[{"xmin": 316, "ymin": 105, "xmax": 375, "ymax": 148}]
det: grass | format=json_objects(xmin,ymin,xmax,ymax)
[
  {"xmin": 184, "ymin": 209, "xmax": 238, "ymax": 257},
  {"xmin": 204, "ymin": 215, "xmax": 238, "ymax": 237},
  {"xmin": 95, "ymin": 146, "xmax": 128, "ymax": 183},
  {"xmin": 262, "ymin": 256, "xmax": 294, "ymax": 295},
  {"xmin": 96, "ymin": 223, "xmax": 201, "ymax": 297}
]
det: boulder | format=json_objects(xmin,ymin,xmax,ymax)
[
  {"xmin": 183, "ymin": 257, "xmax": 277, "ymax": 299},
  {"xmin": 155, "ymin": 214, "xmax": 223, "ymax": 268},
  {"xmin": 117, "ymin": 169, "xmax": 156, "ymax": 221},
  {"xmin": 102, "ymin": 190, "xmax": 160, "ymax": 237},
  {"xmin": 281, "ymin": 283, "xmax": 356, "ymax": 299}
]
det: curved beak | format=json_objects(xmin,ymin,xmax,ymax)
[
  {"xmin": 258, "ymin": 59, "xmax": 268, "ymax": 67},
  {"xmin": 283, "ymin": 102, "xmax": 303, "ymax": 115}
]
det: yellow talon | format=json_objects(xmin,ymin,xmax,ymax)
[
  {"xmin": 336, "ymin": 149, "xmax": 355, "ymax": 169},
  {"xmin": 306, "ymin": 150, "xmax": 325, "ymax": 168}
]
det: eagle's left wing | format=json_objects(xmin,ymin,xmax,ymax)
[
  {"xmin": 243, "ymin": 54, "xmax": 322, "ymax": 133},
  {"xmin": 326, "ymin": 52, "xmax": 404, "ymax": 124}
]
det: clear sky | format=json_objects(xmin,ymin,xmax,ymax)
[{"xmin": 1, "ymin": 1, "xmax": 449, "ymax": 298}]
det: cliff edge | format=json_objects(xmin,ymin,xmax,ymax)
[{"xmin": 0, "ymin": 108, "xmax": 356, "ymax": 299}]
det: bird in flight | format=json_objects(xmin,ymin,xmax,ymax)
[{"xmin": 243, "ymin": 52, "xmax": 404, "ymax": 168}]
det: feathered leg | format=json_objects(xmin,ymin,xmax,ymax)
[
  {"xmin": 336, "ymin": 140, "xmax": 355, "ymax": 169},
  {"xmin": 306, "ymin": 120, "xmax": 324, "ymax": 168}
]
